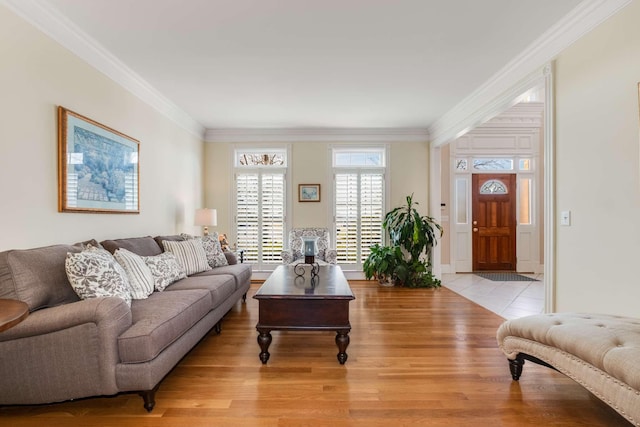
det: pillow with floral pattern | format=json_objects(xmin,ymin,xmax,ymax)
[
  {"xmin": 142, "ymin": 252, "xmax": 187, "ymax": 291},
  {"xmin": 65, "ymin": 246, "xmax": 132, "ymax": 307}
]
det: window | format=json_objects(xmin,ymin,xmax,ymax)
[
  {"xmin": 455, "ymin": 158, "xmax": 468, "ymax": 171},
  {"xmin": 234, "ymin": 148, "xmax": 288, "ymax": 269},
  {"xmin": 519, "ymin": 178, "xmax": 532, "ymax": 224},
  {"xmin": 480, "ymin": 179, "xmax": 508, "ymax": 194},
  {"xmin": 455, "ymin": 178, "xmax": 468, "ymax": 224},
  {"xmin": 332, "ymin": 147, "xmax": 387, "ymax": 268},
  {"xmin": 472, "ymin": 158, "xmax": 514, "ymax": 171},
  {"xmin": 518, "ymin": 158, "xmax": 531, "ymax": 171}
]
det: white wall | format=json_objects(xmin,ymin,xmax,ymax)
[
  {"xmin": 0, "ymin": 7, "xmax": 204, "ymax": 251},
  {"xmin": 554, "ymin": 1, "xmax": 640, "ymax": 316},
  {"xmin": 204, "ymin": 140, "xmax": 430, "ymax": 244}
]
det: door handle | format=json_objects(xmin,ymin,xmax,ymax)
[
  {"xmin": 473, "ymin": 228, "xmax": 478, "ymax": 232},
  {"xmin": 473, "ymin": 220, "xmax": 477, "ymax": 225}
]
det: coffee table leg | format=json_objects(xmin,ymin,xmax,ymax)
[
  {"xmin": 336, "ymin": 329, "xmax": 350, "ymax": 364},
  {"xmin": 257, "ymin": 329, "xmax": 272, "ymax": 364}
]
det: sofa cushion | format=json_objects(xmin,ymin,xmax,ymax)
[
  {"xmin": 118, "ymin": 289, "xmax": 211, "ymax": 364},
  {"xmin": 142, "ymin": 252, "xmax": 186, "ymax": 291},
  {"xmin": 100, "ymin": 236, "xmax": 163, "ymax": 257},
  {"xmin": 191, "ymin": 264, "xmax": 252, "ymax": 292},
  {"xmin": 162, "ymin": 238, "xmax": 211, "ymax": 276},
  {"xmin": 114, "ymin": 248, "xmax": 154, "ymax": 299},
  {"xmin": 65, "ymin": 247, "xmax": 132, "ymax": 307},
  {"xmin": 0, "ymin": 243, "xmax": 84, "ymax": 311},
  {"xmin": 165, "ymin": 274, "xmax": 236, "ymax": 309}
]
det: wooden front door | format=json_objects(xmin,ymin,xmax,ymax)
[{"xmin": 472, "ymin": 174, "xmax": 516, "ymax": 271}]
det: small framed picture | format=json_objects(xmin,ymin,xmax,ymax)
[{"xmin": 298, "ymin": 184, "xmax": 321, "ymax": 202}]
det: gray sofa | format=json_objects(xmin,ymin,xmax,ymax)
[{"xmin": 0, "ymin": 235, "xmax": 251, "ymax": 411}]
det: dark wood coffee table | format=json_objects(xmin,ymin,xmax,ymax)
[{"xmin": 253, "ymin": 265, "xmax": 355, "ymax": 364}]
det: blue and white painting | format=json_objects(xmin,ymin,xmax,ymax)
[{"xmin": 61, "ymin": 109, "xmax": 139, "ymax": 212}]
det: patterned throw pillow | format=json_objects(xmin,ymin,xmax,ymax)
[
  {"xmin": 65, "ymin": 247, "xmax": 132, "ymax": 307},
  {"xmin": 180, "ymin": 232, "xmax": 228, "ymax": 268},
  {"xmin": 114, "ymin": 248, "xmax": 154, "ymax": 299},
  {"xmin": 143, "ymin": 252, "xmax": 187, "ymax": 291}
]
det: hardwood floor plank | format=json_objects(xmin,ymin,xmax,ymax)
[{"xmin": 0, "ymin": 282, "xmax": 632, "ymax": 426}]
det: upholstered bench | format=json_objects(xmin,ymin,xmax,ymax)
[{"xmin": 497, "ymin": 313, "xmax": 640, "ymax": 426}]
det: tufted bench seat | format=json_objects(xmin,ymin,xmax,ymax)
[{"xmin": 497, "ymin": 313, "xmax": 640, "ymax": 426}]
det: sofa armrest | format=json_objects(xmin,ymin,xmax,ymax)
[
  {"xmin": 223, "ymin": 250, "xmax": 238, "ymax": 265},
  {"xmin": 281, "ymin": 250, "xmax": 294, "ymax": 265},
  {"xmin": 325, "ymin": 249, "xmax": 338, "ymax": 264},
  {"xmin": 0, "ymin": 297, "xmax": 131, "ymax": 342},
  {"xmin": 0, "ymin": 297, "xmax": 132, "ymax": 405}
]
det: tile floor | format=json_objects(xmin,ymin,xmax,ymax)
[{"xmin": 441, "ymin": 273, "xmax": 545, "ymax": 319}]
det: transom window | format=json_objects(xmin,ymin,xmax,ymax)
[
  {"xmin": 236, "ymin": 149, "xmax": 286, "ymax": 167},
  {"xmin": 473, "ymin": 158, "xmax": 514, "ymax": 171},
  {"xmin": 333, "ymin": 149, "xmax": 385, "ymax": 167}
]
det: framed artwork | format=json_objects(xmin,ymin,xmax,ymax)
[
  {"xmin": 299, "ymin": 184, "xmax": 321, "ymax": 202},
  {"xmin": 58, "ymin": 106, "xmax": 140, "ymax": 213}
]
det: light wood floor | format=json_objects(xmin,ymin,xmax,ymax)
[{"xmin": 0, "ymin": 281, "xmax": 631, "ymax": 426}]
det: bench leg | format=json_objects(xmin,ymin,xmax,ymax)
[{"xmin": 509, "ymin": 355, "xmax": 525, "ymax": 380}]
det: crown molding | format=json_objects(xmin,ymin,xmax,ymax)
[
  {"xmin": 204, "ymin": 127, "xmax": 430, "ymax": 143},
  {"xmin": 476, "ymin": 101, "xmax": 544, "ymax": 129},
  {"xmin": 428, "ymin": 0, "xmax": 632, "ymax": 147},
  {"xmin": 2, "ymin": 0, "xmax": 205, "ymax": 139}
]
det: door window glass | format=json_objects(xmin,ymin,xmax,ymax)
[
  {"xmin": 455, "ymin": 178, "xmax": 468, "ymax": 224},
  {"xmin": 480, "ymin": 179, "xmax": 508, "ymax": 194}
]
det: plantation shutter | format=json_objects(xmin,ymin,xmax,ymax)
[
  {"xmin": 261, "ymin": 173, "xmax": 285, "ymax": 263},
  {"xmin": 334, "ymin": 172, "xmax": 384, "ymax": 264},
  {"xmin": 236, "ymin": 173, "xmax": 260, "ymax": 262},
  {"xmin": 360, "ymin": 173, "xmax": 384, "ymax": 262},
  {"xmin": 335, "ymin": 173, "xmax": 359, "ymax": 263}
]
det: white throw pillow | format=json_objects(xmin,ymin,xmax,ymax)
[
  {"xmin": 114, "ymin": 248, "xmax": 154, "ymax": 299},
  {"xmin": 143, "ymin": 252, "xmax": 187, "ymax": 291},
  {"xmin": 181, "ymin": 232, "xmax": 228, "ymax": 268},
  {"xmin": 65, "ymin": 247, "xmax": 132, "ymax": 307},
  {"xmin": 162, "ymin": 238, "xmax": 211, "ymax": 276}
]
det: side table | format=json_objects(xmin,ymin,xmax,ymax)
[{"xmin": 0, "ymin": 299, "xmax": 29, "ymax": 332}]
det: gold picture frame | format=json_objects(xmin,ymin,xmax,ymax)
[
  {"xmin": 58, "ymin": 106, "xmax": 140, "ymax": 213},
  {"xmin": 298, "ymin": 184, "xmax": 321, "ymax": 202}
]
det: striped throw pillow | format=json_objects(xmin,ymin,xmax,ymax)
[
  {"xmin": 114, "ymin": 248, "xmax": 155, "ymax": 299},
  {"xmin": 162, "ymin": 238, "xmax": 211, "ymax": 276},
  {"xmin": 180, "ymin": 232, "xmax": 228, "ymax": 268}
]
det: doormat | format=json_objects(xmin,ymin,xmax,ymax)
[{"xmin": 474, "ymin": 272, "xmax": 539, "ymax": 282}]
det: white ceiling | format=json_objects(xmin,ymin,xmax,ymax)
[{"xmin": 17, "ymin": 1, "xmax": 590, "ymax": 131}]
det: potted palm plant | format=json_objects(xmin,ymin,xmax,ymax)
[{"xmin": 364, "ymin": 194, "xmax": 443, "ymax": 288}]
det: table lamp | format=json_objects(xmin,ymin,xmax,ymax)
[{"xmin": 194, "ymin": 208, "xmax": 217, "ymax": 236}]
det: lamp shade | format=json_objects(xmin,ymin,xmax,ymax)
[{"xmin": 194, "ymin": 208, "xmax": 217, "ymax": 227}]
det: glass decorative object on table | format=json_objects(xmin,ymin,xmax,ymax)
[{"xmin": 295, "ymin": 236, "xmax": 320, "ymax": 279}]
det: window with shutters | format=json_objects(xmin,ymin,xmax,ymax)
[
  {"xmin": 234, "ymin": 148, "xmax": 288, "ymax": 270},
  {"xmin": 332, "ymin": 146, "xmax": 387, "ymax": 269}
]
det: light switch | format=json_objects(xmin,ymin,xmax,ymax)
[{"xmin": 560, "ymin": 210, "xmax": 571, "ymax": 226}]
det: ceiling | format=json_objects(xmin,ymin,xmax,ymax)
[{"xmin": 28, "ymin": 1, "xmax": 587, "ymax": 131}]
